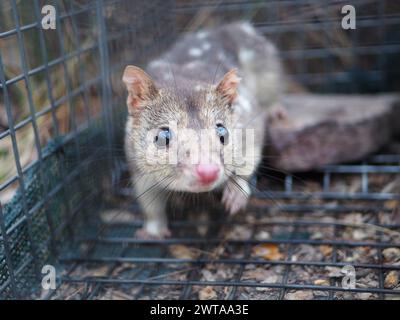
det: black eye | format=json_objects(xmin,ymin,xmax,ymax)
[
  {"xmin": 154, "ymin": 127, "xmax": 171, "ymax": 147},
  {"xmin": 216, "ymin": 123, "xmax": 229, "ymax": 145}
]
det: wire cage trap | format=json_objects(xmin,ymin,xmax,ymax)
[{"xmin": 0, "ymin": 0, "xmax": 400, "ymax": 300}]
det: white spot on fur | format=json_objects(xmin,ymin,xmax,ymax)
[
  {"xmin": 196, "ymin": 31, "xmax": 208, "ymax": 39},
  {"xmin": 148, "ymin": 60, "xmax": 164, "ymax": 68},
  {"xmin": 239, "ymin": 49, "xmax": 255, "ymax": 63},
  {"xmin": 202, "ymin": 42, "xmax": 211, "ymax": 51},
  {"xmin": 189, "ymin": 47, "xmax": 202, "ymax": 57},
  {"xmin": 241, "ymin": 23, "xmax": 256, "ymax": 35}
]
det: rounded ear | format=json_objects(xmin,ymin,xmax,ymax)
[
  {"xmin": 216, "ymin": 68, "xmax": 241, "ymax": 105},
  {"xmin": 122, "ymin": 65, "xmax": 158, "ymax": 111}
]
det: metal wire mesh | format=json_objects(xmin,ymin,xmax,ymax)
[{"xmin": 0, "ymin": 0, "xmax": 399, "ymax": 299}]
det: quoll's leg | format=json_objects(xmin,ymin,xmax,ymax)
[
  {"xmin": 222, "ymin": 176, "xmax": 251, "ymax": 215},
  {"xmin": 134, "ymin": 180, "xmax": 171, "ymax": 239}
]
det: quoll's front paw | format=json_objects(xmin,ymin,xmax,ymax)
[
  {"xmin": 222, "ymin": 179, "xmax": 251, "ymax": 215},
  {"xmin": 135, "ymin": 223, "xmax": 171, "ymax": 239}
]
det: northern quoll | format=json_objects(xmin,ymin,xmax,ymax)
[{"xmin": 122, "ymin": 22, "xmax": 284, "ymax": 238}]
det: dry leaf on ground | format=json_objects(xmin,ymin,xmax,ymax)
[
  {"xmin": 314, "ymin": 279, "xmax": 329, "ymax": 286},
  {"xmin": 242, "ymin": 268, "xmax": 277, "ymax": 282},
  {"xmin": 252, "ymin": 244, "xmax": 283, "ymax": 260},
  {"xmin": 199, "ymin": 286, "xmax": 217, "ymax": 300},
  {"xmin": 169, "ymin": 245, "xmax": 201, "ymax": 260},
  {"xmin": 285, "ymin": 290, "xmax": 314, "ymax": 300},
  {"xmin": 319, "ymin": 245, "xmax": 333, "ymax": 257},
  {"xmin": 384, "ymin": 271, "xmax": 399, "ymax": 288},
  {"xmin": 382, "ymin": 248, "xmax": 400, "ymax": 263}
]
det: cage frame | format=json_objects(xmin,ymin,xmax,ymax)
[{"xmin": 0, "ymin": 0, "xmax": 399, "ymax": 300}]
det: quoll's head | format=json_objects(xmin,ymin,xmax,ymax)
[{"xmin": 122, "ymin": 66, "xmax": 241, "ymax": 193}]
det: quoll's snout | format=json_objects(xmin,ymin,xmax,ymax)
[{"xmin": 196, "ymin": 163, "xmax": 220, "ymax": 185}]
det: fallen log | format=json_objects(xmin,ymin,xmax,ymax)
[{"xmin": 265, "ymin": 94, "xmax": 400, "ymax": 171}]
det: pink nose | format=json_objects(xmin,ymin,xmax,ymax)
[{"xmin": 196, "ymin": 164, "xmax": 220, "ymax": 184}]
